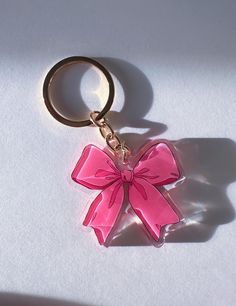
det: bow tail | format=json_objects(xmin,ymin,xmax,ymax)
[
  {"xmin": 83, "ymin": 180, "xmax": 124, "ymax": 245},
  {"xmin": 129, "ymin": 178, "xmax": 180, "ymax": 241}
]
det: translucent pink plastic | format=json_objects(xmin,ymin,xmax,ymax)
[{"xmin": 72, "ymin": 142, "xmax": 181, "ymax": 245}]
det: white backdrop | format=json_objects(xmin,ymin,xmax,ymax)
[{"xmin": 0, "ymin": 1, "xmax": 236, "ymax": 306}]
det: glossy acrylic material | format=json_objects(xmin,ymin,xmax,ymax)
[{"xmin": 72, "ymin": 142, "xmax": 182, "ymax": 245}]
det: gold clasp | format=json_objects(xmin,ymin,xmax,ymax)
[{"xmin": 90, "ymin": 111, "xmax": 131, "ymax": 164}]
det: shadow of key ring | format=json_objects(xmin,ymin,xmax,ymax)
[{"xmin": 43, "ymin": 56, "xmax": 115, "ymax": 127}]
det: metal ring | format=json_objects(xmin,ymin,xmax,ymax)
[
  {"xmin": 43, "ymin": 56, "xmax": 115, "ymax": 127},
  {"xmin": 90, "ymin": 111, "xmax": 106, "ymax": 128}
]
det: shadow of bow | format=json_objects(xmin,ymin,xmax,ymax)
[
  {"xmin": 109, "ymin": 140, "xmax": 236, "ymax": 247},
  {"xmin": 164, "ymin": 138, "xmax": 236, "ymax": 243}
]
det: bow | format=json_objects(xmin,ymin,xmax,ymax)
[{"xmin": 72, "ymin": 142, "xmax": 181, "ymax": 245}]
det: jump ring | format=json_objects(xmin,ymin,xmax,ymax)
[{"xmin": 90, "ymin": 111, "xmax": 106, "ymax": 128}]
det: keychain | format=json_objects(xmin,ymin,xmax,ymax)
[{"xmin": 43, "ymin": 56, "xmax": 183, "ymax": 246}]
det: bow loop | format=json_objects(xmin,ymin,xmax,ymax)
[
  {"xmin": 134, "ymin": 142, "xmax": 180, "ymax": 185},
  {"xmin": 72, "ymin": 145, "xmax": 120, "ymax": 189}
]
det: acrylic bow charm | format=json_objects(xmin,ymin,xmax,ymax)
[{"xmin": 72, "ymin": 142, "xmax": 181, "ymax": 245}]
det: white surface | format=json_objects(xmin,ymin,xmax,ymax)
[{"xmin": 0, "ymin": 1, "xmax": 236, "ymax": 306}]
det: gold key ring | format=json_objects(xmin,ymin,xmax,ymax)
[{"xmin": 43, "ymin": 56, "xmax": 115, "ymax": 127}]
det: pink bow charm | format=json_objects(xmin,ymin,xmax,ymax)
[{"xmin": 72, "ymin": 142, "xmax": 181, "ymax": 245}]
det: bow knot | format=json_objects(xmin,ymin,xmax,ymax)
[{"xmin": 121, "ymin": 169, "xmax": 133, "ymax": 183}]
